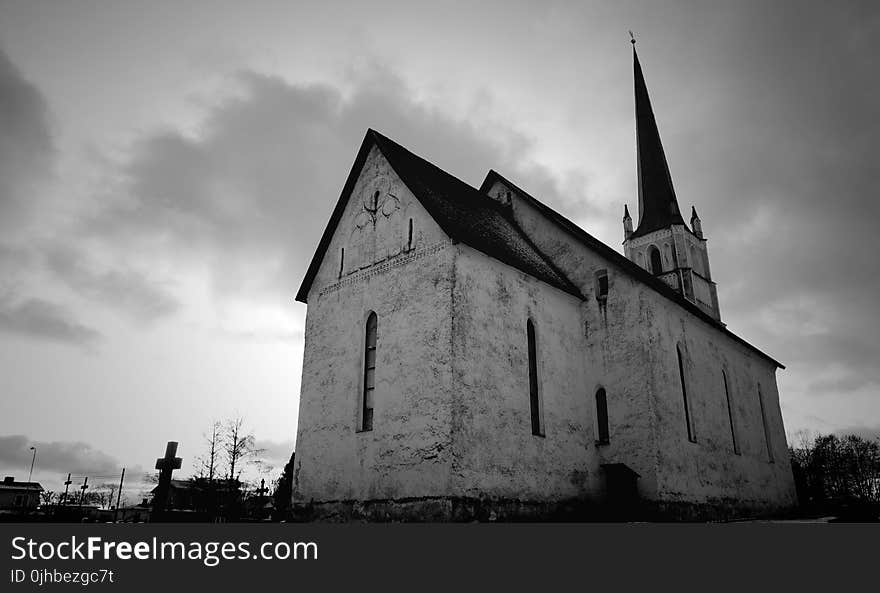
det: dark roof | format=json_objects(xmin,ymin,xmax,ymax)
[
  {"xmin": 0, "ymin": 480, "xmax": 43, "ymax": 492},
  {"xmin": 631, "ymin": 47, "xmax": 686, "ymax": 239},
  {"xmin": 294, "ymin": 129, "xmax": 781, "ymax": 369},
  {"xmin": 479, "ymin": 169, "xmax": 784, "ymax": 369},
  {"xmin": 295, "ymin": 129, "xmax": 583, "ymax": 302}
]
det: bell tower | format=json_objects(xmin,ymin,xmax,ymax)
[{"xmin": 622, "ymin": 39, "xmax": 720, "ymax": 322}]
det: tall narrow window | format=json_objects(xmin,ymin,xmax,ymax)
[
  {"xmin": 595, "ymin": 269, "xmax": 609, "ymax": 302},
  {"xmin": 722, "ymin": 370, "xmax": 740, "ymax": 455},
  {"xmin": 527, "ymin": 319, "xmax": 543, "ymax": 436},
  {"xmin": 362, "ymin": 312, "xmax": 377, "ymax": 431},
  {"xmin": 339, "ymin": 247, "xmax": 345, "ymax": 279},
  {"xmin": 677, "ymin": 345, "xmax": 696, "ymax": 442},
  {"xmin": 595, "ymin": 388, "xmax": 609, "ymax": 445},
  {"xmin": 407, "ymin": 218, "xmax": 413, "ymax": 251},
  {"xmin": 649, "ymin": 246, "xmax": 663, "ymax": 275},
  {"xmin": 758, "ymin": 384, "xmax": 774, "ymax": 462}
]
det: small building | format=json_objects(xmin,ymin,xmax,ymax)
[{"xmin": 0, "ymin": 476, "xmax": 43, "ymax": 511}]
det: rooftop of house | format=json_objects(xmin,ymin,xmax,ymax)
[{"xmin": 0, "ymin": 477, "xmax": 44, "ymax": 492}]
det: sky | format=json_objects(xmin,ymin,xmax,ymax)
[{"xmin": 1, "ymin": 0, "xmax": 878, "ymax": 499}]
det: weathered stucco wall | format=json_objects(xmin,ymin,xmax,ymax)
[
  {"xmin": 484, "ymin": 178, "xmax": 796, "ymax": 513},
  {"xmin": 293, "ymin": 147, "xmax": 457, "ymax": 505},
  {"xmin": 448, "ymin": 244, "xmax": 602, "ymax": 501},
  {"xmin": 647, "ymin": 304, "xmax": 796, "ymax": 511}
]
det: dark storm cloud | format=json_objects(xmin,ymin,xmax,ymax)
[
  {"xmin": 0, "ymin": 297, "xmax": 101, "ymax": 345},
  {"xmin": 87, "ymin": 66, "xmax": 599, "ymax": 307},
  {"xmin": 43, "ymin": 246, "xmax": 179, "ymax": 323},
  {"xmin": 0, "ymin": 434, "xmax": 119, "ymax": 475},
  {"xmin": 0, "ymin": 47, "xmax": 178, "ymax": 332},
  {"xmin": 639, "ymin": 2, "xmax": 880, "ymax": 398},
  {"xmin": 0, "ymin": 45, "xmax": 54, "ymax": 231}
]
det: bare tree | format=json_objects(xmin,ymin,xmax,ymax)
[
  {"xmin": 40, "ymin": 490, "xmax": 56, "ymax": 507},
  {"xmin": 83, "ymin": 483, "xmax": 119, "ymax": 508},
  {"xmin": 196, "ymin": 420, "xmax": 225, "ymax": 482},
  {"xmin": 224, "ymin": 417, "xmax": 264, "ymax": 481}
]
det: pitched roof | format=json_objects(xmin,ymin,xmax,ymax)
[
  {"xmin": 295, "ymin": 129, "xmax": 583, "ymax": 302},
  {"xmin": 631, "ymin": 46, "xmax": 687, "ymax": 239},
  {"xmin": 479, "ymin": 169, "xmax": 784, "ymax": 369}
]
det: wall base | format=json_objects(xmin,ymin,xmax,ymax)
[{"xmin": 290, "ymin": 496, "xmax": 795, "ymax": 522}]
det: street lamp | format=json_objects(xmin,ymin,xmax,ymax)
[{"xmin": 28, "ymin": 447, "xmax": 36, "ymax": 483}]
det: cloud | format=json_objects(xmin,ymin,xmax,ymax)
[
  {"xmin": 0, "ymin": 434, "xmax": 120, "ymax": 476},
  {"xmin": 85, "ymin": 65, "xmax": 599, "ymax": 310},
  {"xmin": 0, "ymin": 46, "xmax": 55, "ymax": 235},
  {"xmin": 636, "ymin": 6, "xmax": 880, "ymax": 412},
  {"xmin": 43, "ymin": 245, "xmax": 179, "ymax": 323},
  {"xmin": 0, "ymin": 47, "xmax": 178, "ymax": 332},
  {"xmin": 0, "ymin": 296, "xmax": 100, "ymax": 345},
  {"xmin": 219, "ymin": 328, "xmax": 303, "ymax": 343},
  {"xmin": 253, "ymin": 439, "xmax": 295, "ymax": 467}
]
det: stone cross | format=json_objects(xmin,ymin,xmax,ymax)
[
  {"xmin": 78, "ymin": 477, "xmax": 89, "ymax": 508},
  {"xmin": 152, "ymin": 441, "xmax": 182, "ymax": 518}
]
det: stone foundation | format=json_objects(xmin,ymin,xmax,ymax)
[{"xmin": 290, "ymin": 496, "xmax": 794, "ymax": 523}]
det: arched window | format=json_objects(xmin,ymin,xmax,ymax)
[
  {"xmin": 595, "ymin": 388, "xmax": 609, "ymax": 445},
  {"xmin": 407, "ymin": 218, "xmax": 414, "ymax": 251},
  {"xmin": 361, "ymin": 312, "xmax": 377, "ymax": 431},
  {"xmin": 758, "ymin": 384, "xmax": 774, "ymax": 462},
  {"xmin": 677, "ymin": 344, "xmax": 696, "ymax": 442},
  {"xmin": 527, "ymin": 319, "xmax": 543, "ymax": 436},
  {"xmin": 722, "ymin": 370, "xmax": 740, "ymax": 455},
  {"xmin": 649, "ymin": 246, "xmax": 663, "ymax": 275}
]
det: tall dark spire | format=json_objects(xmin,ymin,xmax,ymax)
[{"xmin": 631, "ymin": 41, "xmax": 685, "ymax": 238}]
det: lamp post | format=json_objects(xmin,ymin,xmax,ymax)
[
  {"xmin": 28, "ymin": 447, "xmax": 36, "ymax": 483},
  {"xmin": 27, "ymin": 446, "xmax": 37, "ymax": 511}
]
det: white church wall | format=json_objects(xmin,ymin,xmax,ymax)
[
  {"xmin": 294, "ymin": 147, "xmax": 457, "ymax": 504},
  {"xmin": 647, "ymin": 296, "xmax": 797, "ymax": 511},
  {"xmin": 485, "ymin": 177, "xmax": 795, "ymax": 512},
  {"xmin": 447, "ymin": 244, "xmax": 599, "ymax": 501}
]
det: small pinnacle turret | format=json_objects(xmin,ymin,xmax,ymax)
[
  {"xmin": 623, "ymin": 204, "xmax": 633, "ymax": 240},
  {"xmin": 690, "ymin": 206, "xmax": 703, "ymax": 239}
]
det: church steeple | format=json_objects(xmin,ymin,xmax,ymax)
[
  {"xmin": 631, "ymin": 41, "xmax": 685, "ymax": 239},
  {"xmin": 623, "ymin": 38, "xmax": 721, "ymax": 323}
]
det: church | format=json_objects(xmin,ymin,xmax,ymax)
[{"xmin": 291, "ymin": 46, "xmax": 797, "ymax": 520}]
